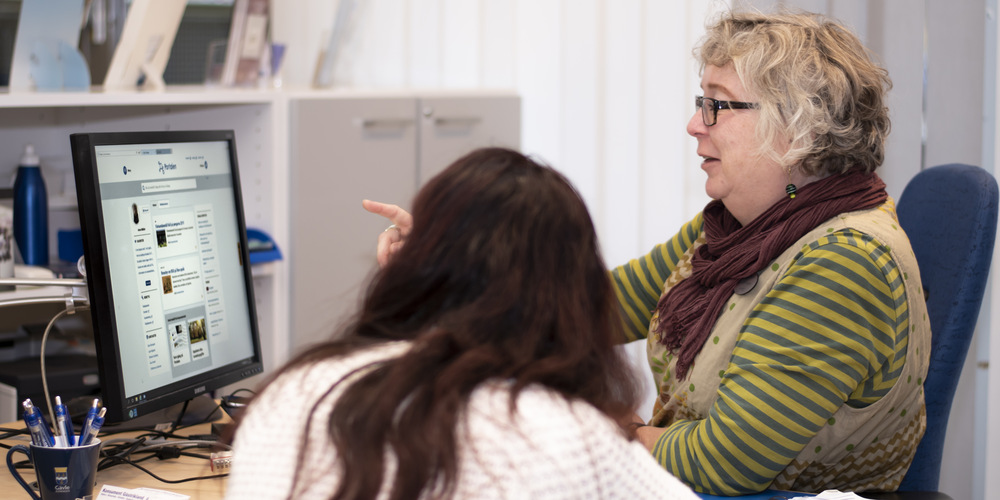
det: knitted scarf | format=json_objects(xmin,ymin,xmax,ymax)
[{"xmin": 654, "ymin": 170, "xmax": 888, "ymax": 380}]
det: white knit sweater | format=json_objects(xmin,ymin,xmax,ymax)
[{"xmin": 225, "ymin": 342, "xmax": 698, "ymax": 500}]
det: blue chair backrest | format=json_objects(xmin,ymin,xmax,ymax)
[{"xmin": 894, "ymin": 164, "xmax": 998, "ymax": 491}]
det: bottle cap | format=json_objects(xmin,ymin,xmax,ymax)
[{"xmin": 20, "ymin": 144, "xmax": 39, "ymax": 167}]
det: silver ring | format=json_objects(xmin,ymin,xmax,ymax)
[{"xmin": 384, "ymin": 224, "xmax": 398, "ymax": 233}]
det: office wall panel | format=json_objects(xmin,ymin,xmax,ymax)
[
  {"xmin": 441, "ymin": 0, "xmax": 480, "ymax": 87},
  {"xmin": 408, "ymin": 0, "xmax": 443, "ymax": 87},
  {"xmin": 640, "ymin": 0, "xmax": 692, "ymax": 254},
  {"xmin": 353, "ymin": 0, "xmax": 407, "ymax": 87},
  {"xmin": 480, "ymin": 0, "xmax": 516, "ymax": 88},
  {"xmin": 559, "ymin": 0, "xmax": 601, "ymax": 219},
  {"xmin": 601, "ymin": 0, "xmax": 642, "ymax": 267},
  {"xmin": 513, "ymin": 0, "xmax": 562, "ymax": 167}
]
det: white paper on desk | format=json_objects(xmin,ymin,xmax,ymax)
[
  {"xmin": 789, "ymin": 490, "xmax": 875, "ymax": 500},
  {"xmin": 96, "ymin": 484, "xmax": 191, "ymax": 500}
]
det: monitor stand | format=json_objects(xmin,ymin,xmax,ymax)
[{"xmin": 73, "ymin": 393, "xmax": 222, "ymax": 431}]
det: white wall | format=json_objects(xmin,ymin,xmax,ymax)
[
  {"xmin": 271, "ymin": 1, "xmax": 995, "ymax": 498},
  {"xmin": 986, "ymin": 3, "xmax": 999, "ymax": 500}
]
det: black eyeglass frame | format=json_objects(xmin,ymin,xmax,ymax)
[{"xmin": 695, "ymin": 96, "xmax": 759, "ymax": 126}]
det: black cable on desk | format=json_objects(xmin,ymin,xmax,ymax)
[
  {"xmin": 97, "ymin": 433, "xmax": 227, "ymax": 469},
  {"xmin": 0, "ymin": 427, "xmax": 30, "ymax": 450},
  {"xmin": 101, "ymin": 426, "xmax": 214, "ymax": 444},
  {"xmin": 99, "ymin": 454, "xmax": 229, "ymax": 484}
]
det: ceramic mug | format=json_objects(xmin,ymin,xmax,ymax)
[{"xmin": 6, "ymin": 438, "xmax": 101, "ymax": 500}]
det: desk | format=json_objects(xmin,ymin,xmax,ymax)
[
  {"xmin": 696, "ymin": 490, "xmax": 954, "ymax": 500},
  {"xmin": 0, "ymin": 420, "xmax": 227, "ymax": 499},
  {"xmin": 698, "ymin": 491, "xmax": 798, "ymax": 499}
]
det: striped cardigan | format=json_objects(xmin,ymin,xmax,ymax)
[{"xmin": 612, "ymin": 201, "xmax": 929, "ymax": 495}]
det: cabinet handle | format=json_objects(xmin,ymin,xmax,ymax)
[
  {"xmin": 353, "ymin": 118, "xmax": 415, "ymax": 129},
  {"xmin": 431, "ymin": 117, "xmax": 481, "ymax": 127}
]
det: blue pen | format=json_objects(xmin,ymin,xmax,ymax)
[
  {"xmin": 22, "ymin": 399, "xmax": 54, "ymax": 447},
  {"xmin": 77, "ymin": 407, "xmax": 106, "ymax": 447},
  {"xmin": 79, "ymin": 399, "xmax": 100, "ymax": 444},
  {"xmin": 53, "ymin": 396, "xmax": 75, "ymax": 447}
]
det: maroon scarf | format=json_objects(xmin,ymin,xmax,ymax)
[{"xmin": 655, "ymin": 170, "xmax": 887, "ymax": 380}]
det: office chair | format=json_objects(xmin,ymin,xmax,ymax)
[{"xmin": 892, "ymin": 163, "xmax": 999, "ymax": 495}]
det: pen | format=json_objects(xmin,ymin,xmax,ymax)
[
  {"xmin": 77, "ymin": 407, "xmax": 106, "ymax": 447},
  {"xmin": 53, "ymin": 396, "xmax": 75, "ymax": 447},
  {"xmin": 22, "ymin": 399, "xmax": 54, "ymax": 447},
  {"xmin": 79, "ymin": 398, "xmax": 100, "ymax": 444}
]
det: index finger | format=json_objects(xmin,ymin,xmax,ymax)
[{"xmin": 362, "ymin": 199, "xmax": 412, "ymax": 231}]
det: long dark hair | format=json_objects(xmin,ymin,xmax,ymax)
[{"xmin": 271, "ymin": 148, "xmax": 640, "ymax": 500}]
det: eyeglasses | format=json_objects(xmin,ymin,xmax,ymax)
[{"xmin": 695, "ymin": 96, "xmax": 758, "ymax": 126}]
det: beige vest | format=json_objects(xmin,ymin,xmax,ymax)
[{"xmin": 646, "ymin": 203, "xmax": 930, "ymax": 492}]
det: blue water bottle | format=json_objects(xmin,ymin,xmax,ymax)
[{"xmin": 13, "ymin": 144, "xmax": 48, "ymax": 266}]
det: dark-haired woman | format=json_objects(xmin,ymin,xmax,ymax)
[{"xmin": 225, "ymin": 148, "xmax": 699, "ymax": 500}]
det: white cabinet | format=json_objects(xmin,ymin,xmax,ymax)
[
  {"xmin": 287, "ymin": 95, "xmax": 418, "ymax": 352},
  {"xmin": 287, "ymin": 91, "xmax": 521, "ymax": 351},
  {"xmin": 417, "ymin": 93, "xmax": 523, "ymax": 185}
]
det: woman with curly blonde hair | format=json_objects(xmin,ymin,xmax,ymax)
[{"xmin": 619, "ymin": 10, "xmax": 928, "ymax": 495}]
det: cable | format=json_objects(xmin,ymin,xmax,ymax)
[
  {"xmin": 0, "ymin": 427, "xmax": 31, "ymax": 450},
  {"xmin": 100, "ymin": 454, "xmax": 229, "ymax": 484},
  {"xmin": 137, "ymin": 439, "xmax": 229, "ymax": 450},
  {"xmin": 97, "ymin": 436, "xmax": 228, "ymax": 466},
  {"xmin": 40, "ymin": 305, "xmax": 90, "ymax": 426},
  {"xmin": 227, "ymin": 387, "xmax": 257, "ymax": 397},
  {"xmin": 95, "ymin": 437, "xmax": 230, "ymax": 484},
  {"xmin": 170, "ymin": 399, "xmax": 191, "ymax": 431}
]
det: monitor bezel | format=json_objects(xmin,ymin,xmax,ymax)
[{"xmin": 70, "ymin": 129, "xmax": 265, "ymax": 423}]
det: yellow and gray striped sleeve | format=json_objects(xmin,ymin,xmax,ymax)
[
  {"xmin": 611, "ymin": 213, "xmax": 705, "ymax": 343},
  {"xmin": 651, "ymin": 229, "xmax": 909, "ymax": 495}
]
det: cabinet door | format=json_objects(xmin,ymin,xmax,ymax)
[
  {"xmin": 288, "ymin": 97, "xmax": 418, "ymax": 351},
  {"xmin": 417, "ymin": 95, "xmax": 521, "ymax": 186}
]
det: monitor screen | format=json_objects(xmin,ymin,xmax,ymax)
[{"xmin": 69, "ymin": 130, "xmax": 264, "ymax": 423}]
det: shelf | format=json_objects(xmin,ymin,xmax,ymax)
[
  {"xmin": 0, "ymin": 277, "xmax": 88, "ymax": 309},
  {"xmin": 0, "ymin": 86, "xmax": 520, "ymax": 109},
  {"xmin": 0, "ymin": 86, "xmax": 282, "ymax": 109}
]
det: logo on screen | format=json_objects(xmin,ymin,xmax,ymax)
[{"xmin": 157, "ymin": 161, "xmax": 178, "ymax": 174}]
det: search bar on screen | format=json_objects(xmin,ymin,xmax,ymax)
[
  {"xmin": 140, "ymin": 179, "xmax": 197, "ymax": 194},
  {"xmin": 97, "ymin": 150, "xmax": 142, "ymax": 157}
]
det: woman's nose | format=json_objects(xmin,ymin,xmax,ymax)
[{"xmin": 686, "ymin": 111, "xmax": 707, "ymax": 137}]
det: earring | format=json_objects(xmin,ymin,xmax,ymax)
[{"xmin": 785, "ymin": 166, "xmax": 797, "ymax": 199}]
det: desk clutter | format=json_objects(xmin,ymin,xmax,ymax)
[{"xmin": 2, "ymin": 394, "xmax": 244, "ymax": 499}]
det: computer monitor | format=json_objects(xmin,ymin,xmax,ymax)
[{"xmin": 69, "ymin": 130, "xmax": 264, "ymax": 423}]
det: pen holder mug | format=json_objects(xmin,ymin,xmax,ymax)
[{"xmin": 6, "ymin": 438, "xmax": 101, "ymax": 500}]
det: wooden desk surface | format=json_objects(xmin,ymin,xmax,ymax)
[{"xmin": 1, "ymin": 420, "xmax": 228, "ymax": 499}]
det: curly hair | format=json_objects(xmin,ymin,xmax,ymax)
[{"xmin": 696, "ymin": 10, "xmax": 892, "ymax": 176}]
